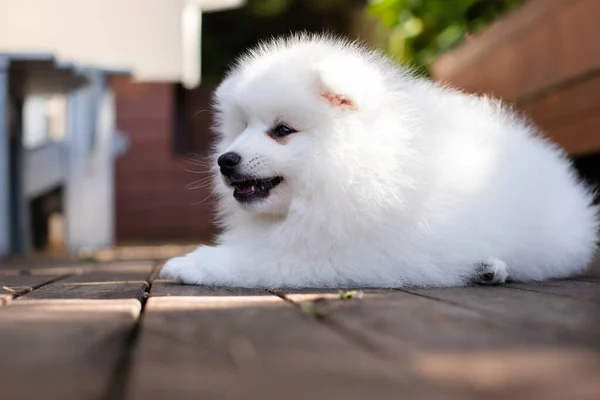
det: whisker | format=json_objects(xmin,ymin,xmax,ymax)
[
  {"xmin": 187, "ymin": 152, "xmax": 213, "ymax": 160},
  {"xmin": 192, "ymin": 187, "xmax": 218, "ymax": 205},
  {"xmin": 191, "ymin": 109, "xmax": 210, "ymax": 119},
  {"xmin": 187, "ymin": 182, "xmax": 213, "ymax": 190},
  {"xmin": 186, "ymin": 177, "xmax": 214, "ymax": 189},
  {"xmin": 188, "ymin": 175, "xmax": 214, "ymax": 183},
  {"xmin": 181, "ymin": 165, "xmax": 213, "ymax": 174},
  {"xmin": 183, "ymin": 158, "xmax": 213, "ymax": 168},
  {"xmin": 186, "ymin": 178, "xmax": 212, "ymax": 186}
]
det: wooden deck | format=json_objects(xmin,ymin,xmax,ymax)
[{"xmin": 0, "ymin": 257, "xmax": 598, "ymax": 400}]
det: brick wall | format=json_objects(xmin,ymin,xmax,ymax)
[{"xmin": 111, "ymin": 77, "xmax": 217, "ymax": 243}]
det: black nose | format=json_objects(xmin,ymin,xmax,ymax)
[{"xmin": 217, "ymin": 152, "xmax": 241, "ymax": 176}]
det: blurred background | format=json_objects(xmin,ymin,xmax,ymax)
[{"xmin": 0, "ymin": 0, "xmax": 598, "ymax": 262}]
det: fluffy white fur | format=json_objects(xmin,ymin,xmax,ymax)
[{"xmin": 160, "ymin": 33, "xmax": 599, "ymax": 288}]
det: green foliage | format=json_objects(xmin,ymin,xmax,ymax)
[
  {"xmin": 200, "ymin": 0, "xmax": 526, "ymax": 83},
  {"xmin": 367, "ymin": 0, "xmax": 526, "ymax": 74}
]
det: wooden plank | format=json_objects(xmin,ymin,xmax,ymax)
[
  {"xmin": 63, "ymin": 272, "xmax": 150, "ymax": 284},
  {"xmin": 0, "ymin": 274, "xmax": 67, "ymax": 305},
  {"xmin": 402, "ymin": 286, "xmax": 599, "ymax": 344},
  {"xmin": 94, "ymin": 260, "xmax": 157, "ymax": 272},
  {"xmin": 506, "ymin": 280, "xmax": 600, "ymax": 302},
  {"xmin": 0, "ymin": 300, "xmax": 140, "ymax": 399},
  {"xmin": 92, "ymin": 244, "xmax": 197, "ymax": 263},
  {"xmin": 280, "ymin": 288, "xmax": 581, "ymax": 353},
  {"xmin": 18, "ymin": 281, "xmax": 149, "ymax": 301},
  {"xmin": 575, "ymin": 276, "xmax": 600, "ymax": 283},
  {"xmin": 0, "ymin": 264, "xmax": 87, "ymax": 276},
  {"xmin": 0, "ymin": 260, "xmax": 156, "ymax": 279},
  {"xmin": 280, "ymin": 288, "xmax": 600, "ymax": 400},
  {"xmin": 408, "ymin": 349, "xmax": 600, "ymax": 400},
  {"xmin": 126, "ymin": 283, "xmax": 454, "ymax": 400},
  {"xmin": 547, "ymin": 113, "xmax": 600, "ymax": 156},
  {"xmin": 582, "ymin": 256, "xmax": 600, "ymax": 279},
  {"xmin": 519, "ymin": 73, "xmax": 600, "ymax": 126},
  {"xmin": 63, "ymin": 261, "xmax": 156, "ymax": 284},
  {"xmin": 150, "ymin": 279, "xmax": 268, "ymax": 297},
  {"xmin": 0, "ymin": 264, "xmax": 150, "ymax": 397}
]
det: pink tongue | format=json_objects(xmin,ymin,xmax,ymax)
[{"xmin": 237, "ymin": 184, "xmax": 255, "ymax": 195}]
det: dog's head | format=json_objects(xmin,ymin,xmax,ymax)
[{"xmin": 211, "ymin": 35, "xmax": 391, "ymax": 216}]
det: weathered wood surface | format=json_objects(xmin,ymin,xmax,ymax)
[
  {"xmin": 62, "ymin": 261, "xmax": 156, "ymax": 283},
  {"xmin": 127, "ymin": 282, "xmax": 444, "ymax": 400},
  {"xmin": 0, "ymin": 300, "xmax": 141, "ymax": 400},
  {"xmin": 0, "ymin": 274, "xmax": 67, "ymax": 305},
  {"xmin": 506, "ymin": 279, "xmax": 600, "ymax": 302},
  {"xmin": 281, "ymin": 288, "xmax": 574, "ymax": 352},
  {"xmin": 0, "ymin": 261, "xmax": 598, "ymax": 399},
  {"xmin": 402, "ymin": 286, "xmax": 599, "ymax": 345},
  {"xmin": 0, "ymin": 262, "xmax": 156, "ymax": 399},
  {"xmin": 149, "ymin": 279, "xmax": 267, "ymax": 297},
  {"xmin": 18, "ymin": 281, "xmax": 149, "ymax": 301},
  {"xmin": 278, "ymin": 286, "xmax": 600, "ymax": 399},
  {"xmin": 10, "ymin": 262, "xmax": 156, "ymax": 301}
]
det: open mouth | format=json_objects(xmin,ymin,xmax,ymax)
[{"xmin": 231, "ymin": 176, "xmax": 283, "ymax": 201}]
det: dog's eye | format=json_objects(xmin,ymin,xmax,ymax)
[{"xmin": 273, "ymin": 124, "xmax": 296, "ymax": 138}]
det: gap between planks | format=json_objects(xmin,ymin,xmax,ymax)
[
  {"xmin": 0, "ymin": 274, "xmax": 74, "ymax": 306},
  {"xmin": 271, "ymin": 285, "xmax": 600, "ymax": 400},
  {"xmin": 100, "ymin": 261, "xmax": 163, "ymax": 400},
  {"xmin": 0, "ymin": 261, "xmax": 159, "ymax": 400},
  {"xmin": 123, "ymin": 283, "xmax": 444, "ymax": 400},
  {"xmin": 269, "ymin": 288, "xmax": 390, "ymax": 356}
]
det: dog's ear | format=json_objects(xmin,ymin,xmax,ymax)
[{"xmin": 312, "ymin": 55, "xmax": 384, "ymax": 112}]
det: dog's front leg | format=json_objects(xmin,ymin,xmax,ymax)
[{"xmin": 159, "ymin": 245, "xmax": 243, "ymax": 286}]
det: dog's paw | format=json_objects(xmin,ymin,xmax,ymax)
[
  {"xmin": 473, "ymin": 258, "xmax": 508, "ymax": 285},
  {"xmin": 160, "ymin": 256, "xmax": 204, "ymax": 284}
]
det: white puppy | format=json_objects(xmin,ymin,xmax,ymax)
[{"xmin": 160, "ymin": 33, "xmax": 598, "ymax": 288}]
